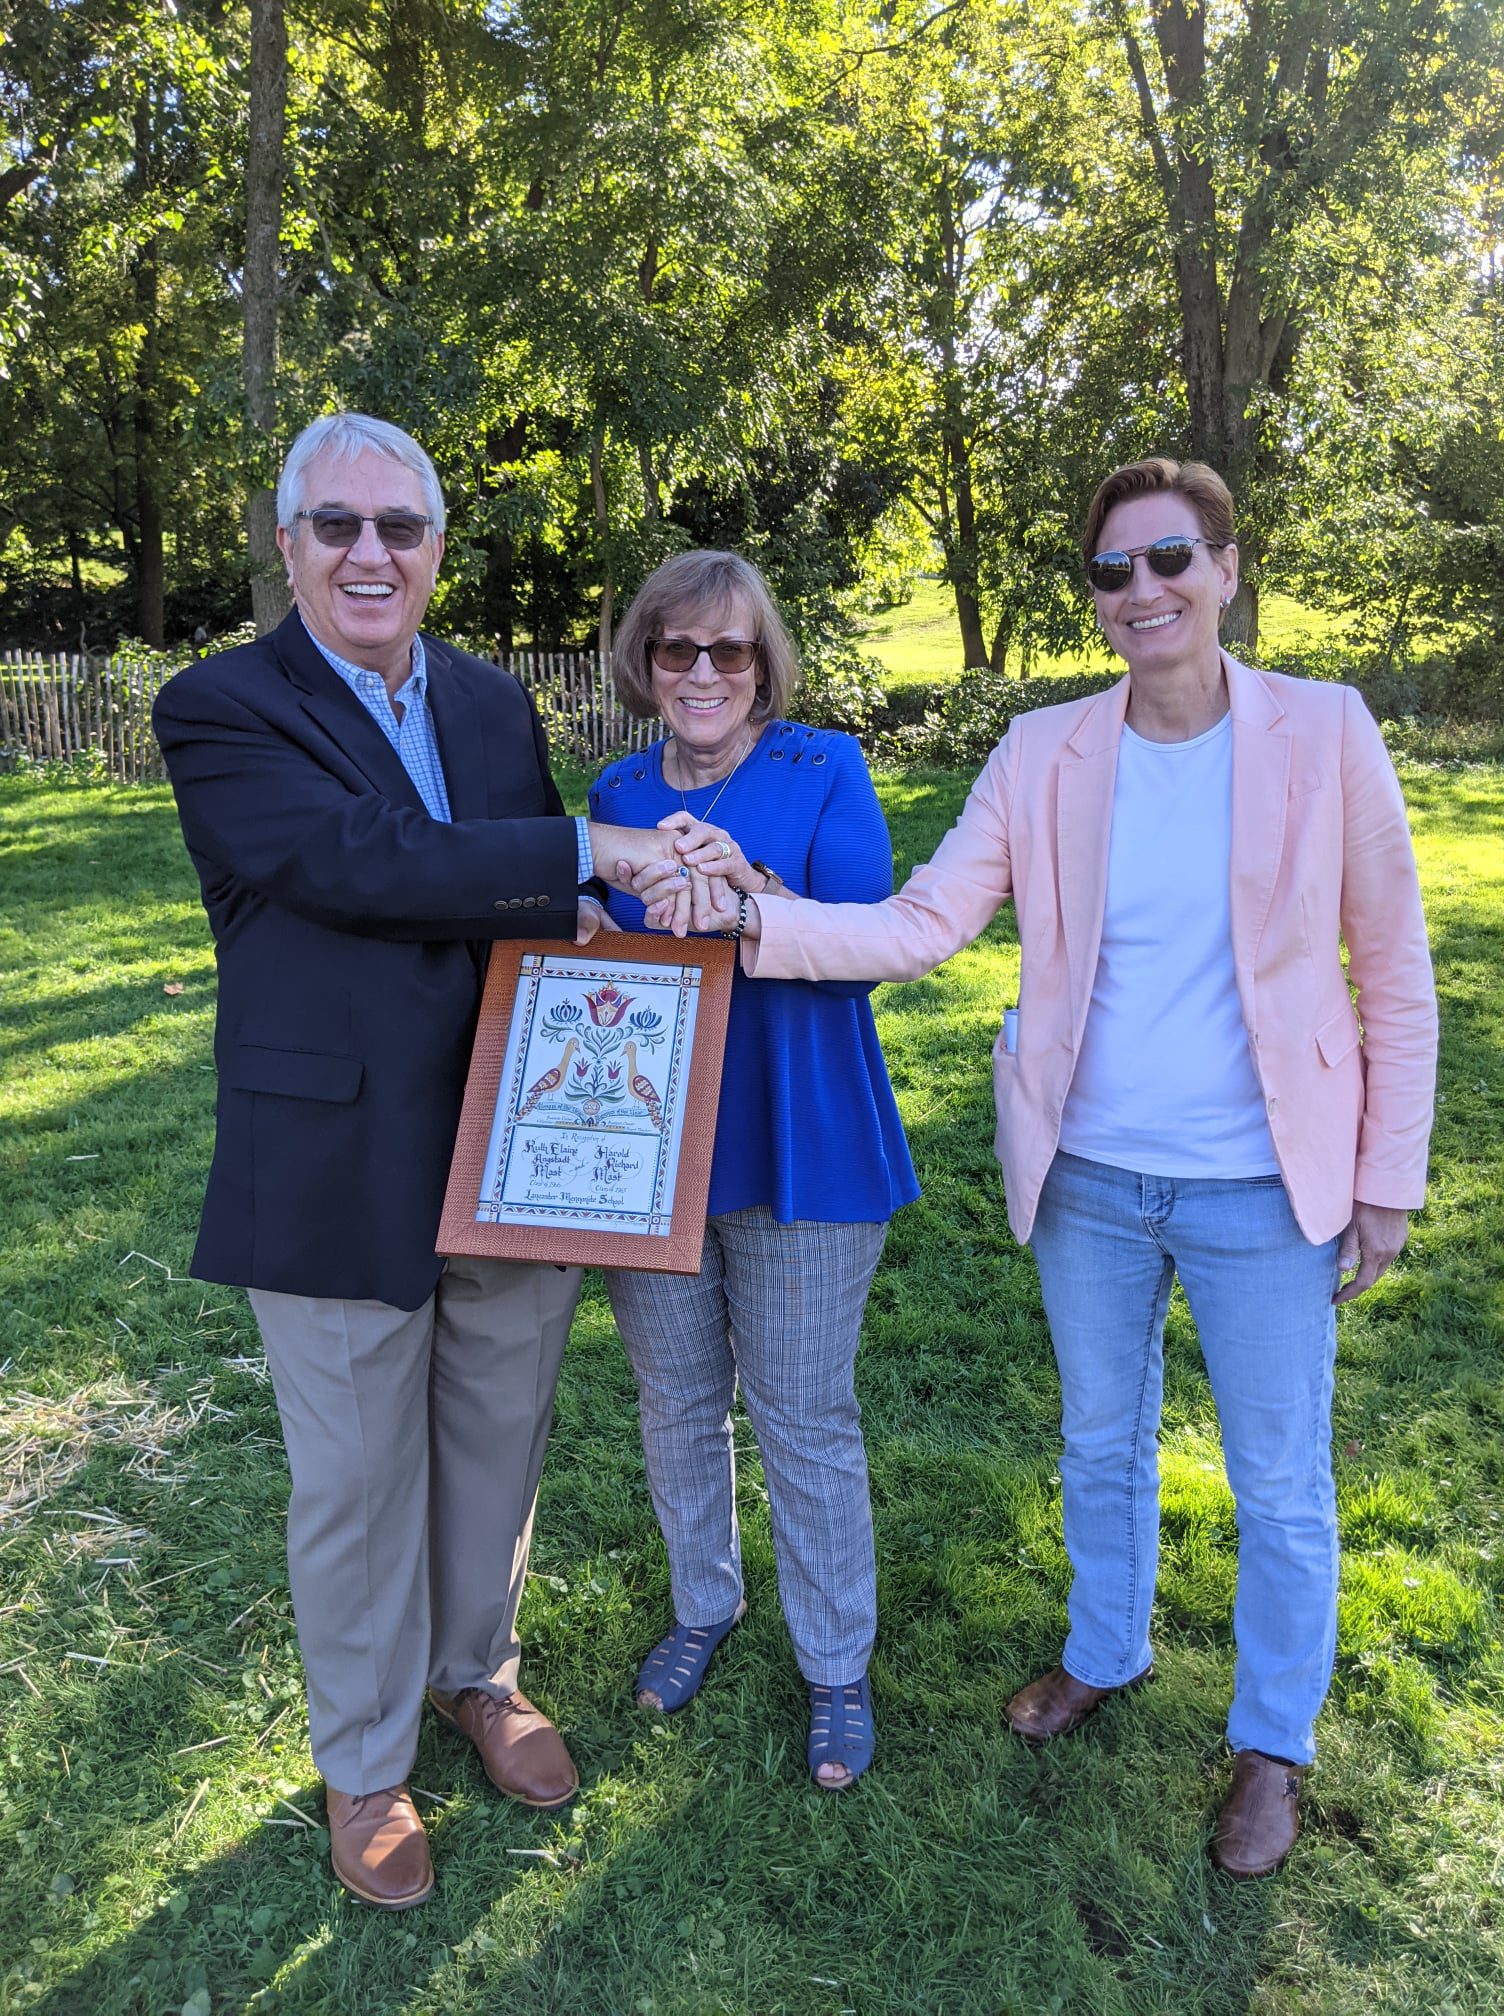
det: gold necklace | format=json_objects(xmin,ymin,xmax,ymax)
[{"xmin": 667, "ymin": 729, "xmax": 755, "ymax": 822}]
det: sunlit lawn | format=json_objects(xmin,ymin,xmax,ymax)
[
  {"xmin": 0, "ymin": 759, "xmax": 1500, "ymax": 2015},
  {"xmin": 858, "ymin": 578, "xmax": 1352, "ymax": 687}
]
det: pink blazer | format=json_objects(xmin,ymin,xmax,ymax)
[{"xmin": 748, "ymin": 656, "xmax": 1438, "ymax": 1247}]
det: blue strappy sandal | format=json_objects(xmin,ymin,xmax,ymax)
[
  {"xmin": 807, "ymin": 1674, "xmax": 875, "ymax": 1790},
  {"xmin": 634, "ymin": 1599, "xmax": 747, "ymax": 1713}
]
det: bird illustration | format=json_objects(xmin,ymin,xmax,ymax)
[
  {"xmin": 623, "ymin": 1040, "xmax": 664, "ymax": 1131},
  {"xmin": 516, "ymin": 1036, "xmax": 578, "ymax": 1120}
]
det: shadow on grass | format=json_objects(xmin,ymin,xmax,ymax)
[{"xmin": 25, "ymin": 1690, "xmax": 1294, "ymax": 2016}]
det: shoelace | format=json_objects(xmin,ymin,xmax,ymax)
[
  {"xmin": 339, "ymin": 1786, "xmax": 408, "ymax": 1821},
  {"xmin": 456, "ymin": 1687, "xmax": 527, "ymax": 1733}
]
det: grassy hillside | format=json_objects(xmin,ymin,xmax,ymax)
[{"xmin": 857, "ymin": 579, "xmax": 1350, "ymax": 688}]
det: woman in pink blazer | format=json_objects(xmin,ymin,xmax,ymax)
[{"xmin": 631, "ymin": 458, "xmax": 1437, "ymax": 1877}]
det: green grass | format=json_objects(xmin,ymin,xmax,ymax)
[
  {"xmin": 0, "ymin": 762, "xmax": 1500, "ymax": 2015},
  {"xmin": 857, "ymin": 579, "xmax": 1351, "ymax": 688}
]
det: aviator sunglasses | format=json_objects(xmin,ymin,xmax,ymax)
[
  {"xmin": 1086, "ymin": 534, "xmax": 1228, "ymax": 593},
  {"xmin": 293, "ymin": 508, "xmax": 435, "ymax": 551},
  {"xmin": 648, "ymin": 635, "xmax": 760, "ymax": 675}
]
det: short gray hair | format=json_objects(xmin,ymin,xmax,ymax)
[
  {"xmin": 276, "ymin": 413, "xmax": 447, "ymax": 533},
  {"xmin": 612, "ymin": 550, "xmax": 799, "ymax": 723}
]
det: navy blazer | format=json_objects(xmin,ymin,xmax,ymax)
[{"xmin": 155, "ymin": 611, "xmax": 580, "ymax": 1309}]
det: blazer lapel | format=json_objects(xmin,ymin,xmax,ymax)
[
  {"xmin": 272, "ymin": 610, "xmax": 426, "ymax": 813},
  {"xmin": 1057, "ymin": 675, "xmax": 1130, "ymax": 1041},
  {"xmin": 1224, "ymin": 653, "xmax": 1291, "ymax": 996},
  {"xmin": 424, "ymin": 638, "xmax": 491, "ymax": 823}
]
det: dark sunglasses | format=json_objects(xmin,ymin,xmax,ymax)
[
  {"xmin": 648, "ymin": 636, "xmax": 760, "ymax": 675},
  {"xmin": 1086, "ymin": 535, "xmax": 1228, "ymax": 592},
  {"xmin": 294, "ymin": 508, "xmax": 435, "ymax": 551}
]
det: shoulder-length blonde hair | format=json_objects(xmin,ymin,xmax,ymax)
[{"xmin": 611, "ymin": 550, "xmax": 799, "ymax": 724}]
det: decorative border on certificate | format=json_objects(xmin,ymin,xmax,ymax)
[{"xmin": 438, "ymin": 933, "xmax": 735, "ymax": 1274}]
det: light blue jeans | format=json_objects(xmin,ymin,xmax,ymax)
[{"xmin": 1029, "ymin": 1152, "xmax": 1341, "ymax": 1764}]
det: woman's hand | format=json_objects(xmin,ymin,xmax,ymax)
[
  {"xmin": 616, "ymin": 859, "xmax": 733, "ymax": 936},
  {"xmin": 657, "ymin": 811, "xmax": 760, "ymax": 886},
  {"xmin": 1333, "ymin": 1202, "xmax": 1411, "ymax": 1304}
]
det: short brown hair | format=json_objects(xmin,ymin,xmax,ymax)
[
  {"xmin": 611, "ymin": 550, "xmax": 799, "ymax": 723},
  {"xmin": 1081, "ymin": 457, "xmax": 1236, "ymax": 569}
]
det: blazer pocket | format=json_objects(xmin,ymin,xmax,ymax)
[
  {"xmin": 1314, "ymin": 1007, "xmax": 1361, "ymax": 1068},
  {"xmin": 225, "ymin": 1043, "xmax": 364, "ymax": 1103}
]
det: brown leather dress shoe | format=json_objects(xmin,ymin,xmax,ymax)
[
  {"xmin": 1004, "ymin": 1663, "xmax": 1153, "ymax": 1743},
  {"xmin": 325, "ymin": 1784, "xmax": 434, "ymax": 1910},
  {"xmin": 1211, "ymin": 1749, "xmax": 1304, "ymax": 1877},
  {"xmin": 429, "ymin": 1686, "xmax": 579, "ymax": 1808}
]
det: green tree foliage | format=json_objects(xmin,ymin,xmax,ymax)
[{"xmin": 1, "ymin": 0, "xmax": 1499, "ymax": 675}]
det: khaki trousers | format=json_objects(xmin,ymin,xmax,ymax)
[{"xmin": 249, "ymin": 1254, "xmax": 582, "ymax": 1794}]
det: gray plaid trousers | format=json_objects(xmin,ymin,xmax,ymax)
[{"xmin": 606, "ymin": 1208, "xmax": 887, "ymax": 1685}]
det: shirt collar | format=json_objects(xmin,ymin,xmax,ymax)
[{"xmin": 301, "ymin": 615, "xmax": 427, "ymax": 701}]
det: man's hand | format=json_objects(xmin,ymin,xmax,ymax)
[
  {"xmin": 1333, "ymin": 1201, "xmax": 1411, "ymax": 1305},
  {"xmin": 587, "ymin": 820, "xmax": 681, "ymax": 889},
  {"xmin": 574, "ymin": 895, "xmax": 621, "ymax": 947},
  {"xmin": 586, "ymin": 820, "xmax": 695, "ymax": 933}
]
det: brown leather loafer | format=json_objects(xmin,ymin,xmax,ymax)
[
  {"xmin": 1004, "ymin": 1663, "xmax": 1152, "ymax": 1743},
  {"xmin": 325, "ymin": 1784, "xmax": 433, "ymax": 1910},
  {"xmin": 1211, "ymin": 1749, "xmax": 1304, "ymax": 1878},
  {"xmin": 429, "ymin": 1686, "xmax": 579, "ymax": 1808}
]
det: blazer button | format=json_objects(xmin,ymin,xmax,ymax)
[
  {"xmin": 522, "ymin": 895, "xmax": 537, "ymax": 908},
  {"xmin": 537, "ymin": 894, "xmax": 550, "ymax": 907},
  {"xmin": 492, "ymin": 899, "xmax": 508, "ymax": 911},
  {"xmin": 509, "ymin": 896, "xmax": 524, "ymax": 909}
]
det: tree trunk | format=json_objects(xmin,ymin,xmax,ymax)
[
  {"xmin": 1222, "ymin": 579, "xmax": 1258, "ymax": 653},
  {"xmin": 637, "ymin": 233, "xmax": 663, "ymax": 519},
  {"xmin": 933, "ymin": 163, "xmax": 987, "ymax": 671},
  {"xmin": 483, "ymin": 532, "xmax": 517, "ymax": 652},
  {"xmin": 132, "ymin": 100, "xmax": 165, "ymax": 649},
  {"xmin": 989, "ymin": 612, "xmax": 1013, "ymax": 677},
  {"xmin": 244, "ymin": 0, "xmax": 291, "ymax": 634},
  {"xmin": 591, "ymin": 432, "xmax": 614, "ymax": 659},
  {"xmin": 639, "ymin": 441, "xmax": 661, "ymax": 520},
  {"xmin": 946, "ymin": 430, "xmax": 987, "ymax": 668}
]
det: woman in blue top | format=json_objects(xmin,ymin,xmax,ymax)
[{"xmin": 589, "ymin": 550, "xmax": 917, "ymax": 1790}]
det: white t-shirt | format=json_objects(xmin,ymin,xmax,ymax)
[{"xmin": 1057, "ymin": 712, "xmax": 1279, "ymax": 1179}]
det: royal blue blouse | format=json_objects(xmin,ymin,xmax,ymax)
[{"xmin": 590, "ymin": 721, "xmax": 920, "ymax": 1225}]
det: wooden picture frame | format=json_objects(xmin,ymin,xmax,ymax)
[{"xmin": 438, "ymin": 933, "xmax": 736, "ymax": 1274}]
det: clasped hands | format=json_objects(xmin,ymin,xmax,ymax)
[{"xmin": 583, "ymin": 813, "xmax": 749, "ymax": 939}]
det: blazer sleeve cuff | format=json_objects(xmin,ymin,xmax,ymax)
[{"xmin": 1351, "ymin": 1162, "xmax": 1429, "ymax": 1212}]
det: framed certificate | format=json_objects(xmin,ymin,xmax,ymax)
[{"xmin": 438, "ymin": 933, "xmax": 736, "ymax": 1274}]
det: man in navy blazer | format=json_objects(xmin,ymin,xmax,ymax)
[{"xmin": 156, "ymin": 412, "xmax": 670, "ymax": 1909}]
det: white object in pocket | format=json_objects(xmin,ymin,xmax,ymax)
[{"xmin": 1003, "ymin": 1007, "xmax": 1019, "ymax": 1055}]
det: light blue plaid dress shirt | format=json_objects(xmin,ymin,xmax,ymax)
[{"xmin": 303, "ymin": 618, "xmax": 595, "ymax": 879}]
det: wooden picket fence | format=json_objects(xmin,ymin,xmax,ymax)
[
  {"xmin": 0, "ymin": 645, "xmax": 656, "ymax": 783},
  {"xmin": 501, "ymin": 648, "xmax": 658, "ymax": 762},
  {"xmin": 0, "ymin": 650, "xmax": 172, "ymax": 782}
]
